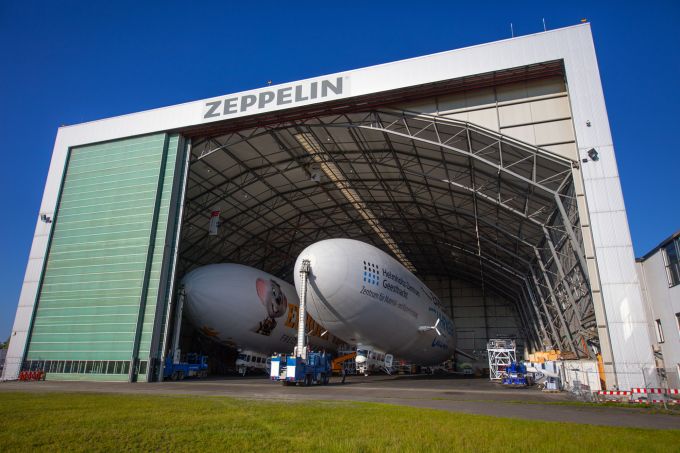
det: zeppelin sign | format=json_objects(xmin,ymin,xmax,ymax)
[{"xmin": 202, "ymin": 76, "xmax": 349, "ymax": 121}]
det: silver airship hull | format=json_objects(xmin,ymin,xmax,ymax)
[
  {"xmin": 294, "ymin": 239, "xmax": 455, "ymax": 365},
  {"xmin": 182, "ymin": 263, "xmax": 340, "ymax": 355}
]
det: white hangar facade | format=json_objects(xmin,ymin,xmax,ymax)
[{"xmin": 3, "ymin": 24, "xmax": 657, "ymax": 389}]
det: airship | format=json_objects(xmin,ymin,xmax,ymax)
[
  {"xmin": 182, "ymin": 263, "xmax": 341, "ymax": 355},
  {"xmin": 294, "ymin": 239, "xmax": 455, "ymax": 365}
]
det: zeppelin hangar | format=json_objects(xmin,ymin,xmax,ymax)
[{"xmin": 3, "ymin": 24, "xmax": 657, "ymax": 390}]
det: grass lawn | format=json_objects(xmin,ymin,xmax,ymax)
[{"xmin": 0, "ymin": 392, "xmax": 678, "ymax": 452}]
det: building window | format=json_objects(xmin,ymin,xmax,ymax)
[
  {"xmin": 663, "ymin": 239, "xmax": 680, "ymax": 287},
  {"xmin": 655, "ymin": 319, "xmax": 665, "ymax": 343},
  {"xmin": 23, "ymin": 360, "xmax": 132, "ymax": 375}
]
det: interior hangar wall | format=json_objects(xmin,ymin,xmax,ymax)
[{"xmin": 423, "ymin": 276, "xmax": 523, "ymax": 366}]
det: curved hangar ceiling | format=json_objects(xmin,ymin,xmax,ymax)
[{"xmin": 179, "ymin": 109, "xmax": 596, "ymax": 359}]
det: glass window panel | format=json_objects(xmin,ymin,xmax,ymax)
[{"xmin": 665, "ymin": 240, "xmax": 680, "ymax": 286}]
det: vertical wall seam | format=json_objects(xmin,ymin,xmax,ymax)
[
  {"xmin": 129, "ymin": 134, "xmax": 170, "ymax": 382},
  {"xmin": 20, "ymin": 149, "xmax": 74, "ymax": 366}
]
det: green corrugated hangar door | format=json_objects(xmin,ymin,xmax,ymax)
[{"xmin": 24, "ymin": 133, "xmax": 185, "ymax": 382}]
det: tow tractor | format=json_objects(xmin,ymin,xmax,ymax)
[{"xmin": 270, "ymin": 259, "xmax": 332, "ymax": 386}]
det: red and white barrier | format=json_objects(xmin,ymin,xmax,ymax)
[
  {"xmin": 597, "ymin": 390, "xmax": 631, "ymax": 396},
  {"xmin": 595, "ymin": 388, "xmax": 680, "ymax": 404},
  {"xmin": 631, "ymin": 388, "xmax": 680, "ymax": 395},
  {"xmin": 631, "ymin": 388, "xmax": 665, "ymax": 394}
]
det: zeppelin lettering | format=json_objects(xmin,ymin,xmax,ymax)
[{"xmin": 203, "ymin": 76, "xmax": 348, "ymax": 120}]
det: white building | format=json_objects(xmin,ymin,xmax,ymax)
[{"xmin": 637, "ymin": 231, "xmax": 680, "ymax": 387}]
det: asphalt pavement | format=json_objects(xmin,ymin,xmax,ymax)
[{"xmin": 2, "ymin": 374, "xmax": 678, "ymax": 430}]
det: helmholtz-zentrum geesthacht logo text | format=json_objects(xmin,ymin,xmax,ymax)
[{"xmin": 363, "ymin": 261, "xmax": 380, "ymax": 287}]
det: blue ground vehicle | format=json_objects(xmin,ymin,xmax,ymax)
[
  {"xmin": 270, "ymin": 351, "xmax": 331, "ymax": 385},
  {"xmin": 163, "ymin": 353, "xmax": 208, "ymax": 381},
  {"xmin": 501, "ymin": 362, "xmax": 530, "ymax": 387},
  {"xmin": 270, "ymin": 260, "xmax": 332, "ymax": 386}
]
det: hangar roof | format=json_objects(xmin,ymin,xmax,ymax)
[{"xmin": 180, "ymin": 106, "xmax": 596, "ymax": 360}]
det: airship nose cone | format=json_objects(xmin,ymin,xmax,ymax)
[
  {"xmin": 182, "ymin": 265, "xmax": 218, "ymax": 300},
  {"xmin": 181, "ymin": 264, "xmax": 223, "ymax": 322},
  {"xmin": 295, "ymin": 239, "xmax": 350, "ymax": 299}
]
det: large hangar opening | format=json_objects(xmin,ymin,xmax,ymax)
[{"xmin": 174, "ymin": 66, "xmax": 597, "ymax": 372}]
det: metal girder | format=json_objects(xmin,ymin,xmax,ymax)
[
  {"xmin": 532, "ymin": 249, "xmax": 582, "ymax": 357},
  {"xmin": 521, "ymin": 280, "xmax": 552, "ymax": 349},
  {"xmin": 528, "ymin": 271, "xmax": 564, "ymax": 351},
  {"xmin": 542, "ymin": 226, "xmax": 584, "ymax": 328},
  {"xmin": 178, "ymin": 108, "xmax": 596, "ymax": 359}
]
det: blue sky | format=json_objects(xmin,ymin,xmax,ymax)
[{"xmin": 1, "ymin": 1, "xmax": 678, "ymax": 340}]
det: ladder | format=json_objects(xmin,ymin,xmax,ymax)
[{"xmin": 296, "ymin": 259, "xmax": 311, "ymax": 360}]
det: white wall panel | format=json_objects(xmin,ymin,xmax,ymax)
[
  {"xmin": 502, "ymin": 124, "xmax": 536, "ymax": 144},
  {"xmin": 397, "ymin": 99, "xmax": 438, "ymax": 115},
  {"xmin": 592, "ymin": 205, "xmax": 629, "ymax": 256},
  {"xmin": 28, "ymin": 234, "xmax": 48, "ymax": 260},
  {"xmin": 23, "ymin": 258, "xmax": 43, "ymax": 284},
  {"xmin": 593, "ymin": 145, "xmax": 620, "ymax": 179},
  {"xmin": 541, "ymin": 143, "xmax": 578, "ymax": 160},
  {"xmin": 496, "ymin": 82, "xmax": 529, "ymax": 102},
  {"xmin": 529, "ymin": 96, "xmax": 571, "ymax": 122},
  {"xmin": 465, "ymin": 88, "xmax": 496, "ymax": 108},
  {"xmin": 498, "ymin": 103, "xmax": 532, "ymax": 127},
  {"xmin": 586, "ymin": 179, "xmax": 626, "ymax": 213},
  {"xmin": 467, "ymin": 108, "xmax": 499, "ymax": 131},
  {"xmin": 534, "ymin": 119, "xmax": 576, "ymax": 145},
  {"xmin": 437, "ymin": 92, "xmax": 467, "ymax": 113},
  {"xmin": 527, "ymin": 78, "xmax": 566, "ymax": 98},
  {"xmin": 440, "ymin": 111, "xmax": 468, "ymax": 123}
]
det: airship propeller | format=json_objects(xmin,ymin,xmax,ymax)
[{"xmin": 418, "ymin": 318, "xmax": 441, "ymax": 336}]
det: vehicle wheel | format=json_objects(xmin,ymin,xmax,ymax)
[{"xmin": 171, "ymin": 371, "xmax": 178, "ymax": 381}]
